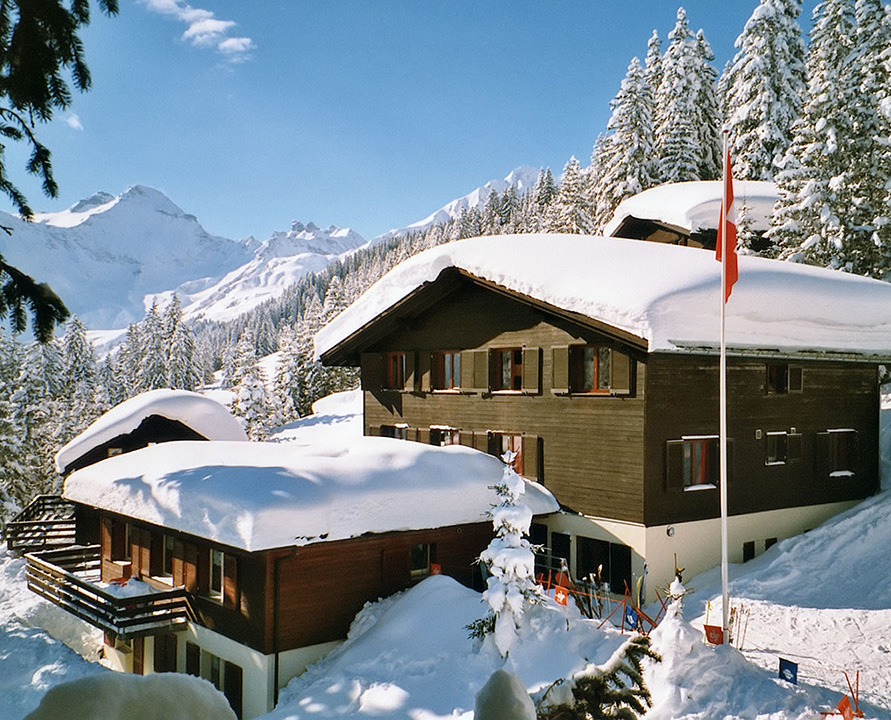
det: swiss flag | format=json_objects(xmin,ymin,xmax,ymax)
[
  {"xmin": 554, "ymin": 586, "xmax": 568, "ymax": 606},
  {"xmin": 715, "ymin": 146, "xmax": 738, "ymax": 303}
]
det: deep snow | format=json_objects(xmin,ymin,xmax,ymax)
[{"xmin": 2, "ymin": 391, "xmax": 891, "ymax": 719}]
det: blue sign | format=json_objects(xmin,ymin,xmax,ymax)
[
  {"xmin": 778, "ymin": 658, "xmax": 798, "ymax": 685},
  {"xmin": 624, "ymin": 606, "xmax": 638, "ymax": 628}
]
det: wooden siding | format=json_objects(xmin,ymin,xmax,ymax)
[
  {"xmin": 271, "ymin": 523, "xmax": 492, "ymax": 651},
  {"xmin": 643, "ymin": 354, "xmax": 880, "ymax": 526},
  {"xmin": 360, "ymin": 283, "xmax": 647, "ymax": 523}
]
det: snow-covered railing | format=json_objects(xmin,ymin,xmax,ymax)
[
  {"xmin": 25, "ymin": 545, "xmax": 194, "ymax": 639},
  {"xmin": 4, "ymin": 495, "xmax": 77, "ymax": 553}
]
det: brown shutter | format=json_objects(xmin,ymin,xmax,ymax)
[
  {"xmin": 522, "ymin": 347, "xmax": 541, "ymax": 394},
  {"xmin": 815, "ymin": 432, "xmax": 830, "ymax": 480},
  {"xmin": 404, "ymin": 352, "xmax": 416, "ymax": 392},
  {"xmin": 183, "ymin": 543, "xmax": 198, "ymax": 593},
  {"xmin": 787, "ymin": 433, "xmax": 802, "ymax": 461},
  {"xmin": 134, "ymin": 528, "xmax": 151, "ymax": 579},
  {"xmin": 223, "ymin": 554, "xmax": 238, "ymax": 610},
  {"xmin": 197, "ymin": 546, "xmax": 210, "ymax": 595},
  {"xmin": 665, "ymin": 440, "xmax": 684, "ymax": 491},
  {"xmin": 417, "ymin": 351, "xmax": 432, "ymax": 392},
  {"xmin": 133, "ymin": 637, "xmax": 144, "ymax": 675},
  {"xmin": 417, "ymin": 428, "xmax": 431, "ymax": 444},
  {"xmin": 789, "ymin": 366, "xmax": 803, "ymax": 393},
  {"xmin": 475, "ymin": 431, "xmax": 491, "ymax": 454},
  {"xmin": 461, "ymin": 349, "xmax": 489, "ymax": 392},
  {"xmin": 522, "ymin": 435, "xmax": 541, "ymax": 482},
  {"xmin": 366, "ymin": 425, "xmax": 380, "ymax": 437},
  {"xmin": 459, "ymin": 431, "xmax": 474, "ymax": 447},
  {"xmin": 360, "ymin": 353, "xmax": 384, "ymax": 391},
  {"xmin": 609, "ymin": 350, "xmax": 632, "ymax": 394},
  {"xmin": 150, "ymin": 532, "xmax": 163, "ymax": 577},
  {"xmin": 551, "ymin": 346, "xmax": 569, "ymax": 394},
  {"xmin": 173, "ymin": 539, "xmax": 185, "ymax": 586}
]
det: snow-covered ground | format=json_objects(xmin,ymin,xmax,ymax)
[{"xmin": 6, "ymin": 392, "xmax": 891, "ymax": 719}]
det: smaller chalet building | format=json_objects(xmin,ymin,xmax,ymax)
[
  {"xmin": 316, "ymin": 233, "xmax": 891, "ymax": 605},
  {"xmin": 21, "ymin": 391, "xmax": 557, "ymax": 719}
]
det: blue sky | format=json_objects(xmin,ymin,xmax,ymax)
[{"xmin": 3, "ymin": 1, "xmax": 815, "ymax": 241}]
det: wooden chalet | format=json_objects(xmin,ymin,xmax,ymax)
[
  {"xmin": 316, "ymin": 233, "xmax": 891, "ymax": 606},
  {"xmin": 17, "ymin": 392, "xmax": 557, "ymax": 719}
]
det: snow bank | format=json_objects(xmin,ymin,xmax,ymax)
[
  {"xmin": 602, "ymin": 179, "xmax": 778, "ymax": 236},
  {"xmin": 315, "ymin": 234, "xmax": 891, "ymax": 359},
  {"xmin": 55, "ymin": 389, "xmax": 248, "ymax": 473},
  {"xmin": 23, "ymin": 672, "xmax": 235, "ymax": 720},
  {"xmin": 63, "ymin": 437, "xmax": 559, "ymax": 552},
  {"xmin": 268, "ymin": 389, "xmax": 363, "ymax": 448}
]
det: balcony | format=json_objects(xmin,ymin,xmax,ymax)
[
  {"xmin": 5, "ymin": 495, "xmax": 77, "ymax": 553},
  {"xmin": 25, "ymin": 545, "xmax": 195, "ymax": 639}
]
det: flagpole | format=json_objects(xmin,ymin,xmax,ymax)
[{"xmin": 719, "ymin": 129, "xmax": 730, "ymax": 640}]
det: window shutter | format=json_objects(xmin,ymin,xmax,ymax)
[
  {"xmin": 135, "ymin": 528, "xmax": 151, "ymax": 580},
  {"xmin": 183, "ymin": 543, "xmax": 198, "ymax": 593},
  {"xmin": 223, "ymin": 554, "xmax": 238, "ymax": 610},
  {"xmin": 101, "ymin": 518, "xmax": 112, "ymax": 562},
  {"xmin": 404, "ymin": 352, "xmax": 416, "ymax": 392},
  {"xmin": 360, "ymin": 353, "xmax": 384, "ymax": 391},
  {"xmin": 417, "ymin": 351, "xmax": 432, "ymax": 392},
  {"xmin": 815, "ymin": 432, "xmax": 830, "ymax": 479},
  {"xmin": 665, "ymin": 440, "xmax": 684, "ymax": 491},
  {"xmin": 789, "ymin": 366, "xmax": 803, "ymax": 393},
  {"xmin": 173, "ymin": 539, "xmax": 185, "ymax": 587},
  {"xmin": 459, "ymin": 430, "xmax": 474, "ymax": 447},
  {"xmin": 787, "ymin": 433, "xmax": 802, "ymax": 461},
  {"xmin": 522, "ymin": 435, "xmax": 541, "ymax": 482},
  {"xmin": 417, "ymin": 428, "xmax": 431, "ymax": 444},
  {"xmin": 478, "ymin": 431, "xmax": 494, "ymax": 454},
  {"xmin": 460, "ymin": 349, "xmax": 489, "ymax": 392},
  {"xmin": 197, "ymin": 547, "xmax": 210, "ymax": 595},
  {"xmin": 522, "ymin": 347, "xmax": 541, "ymax": 394},
  {"xmin": 551, "ymin": 346, "xmax": 569, "ymax": 394},
  {"xmin": 366, "ymin": 425, "xmax": 380, "ymax": 437},
  {"xmin": 150, "ymin": 532, "xmax": 163, "ymax": 577},
  {"xmin": 609, "ymin": 350, "xmax": 632, "ymax": 394}
]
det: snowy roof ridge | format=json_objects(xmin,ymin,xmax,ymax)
[
  {"xmin": 315, "ymin": 234, "xmax": 891, "ymax": 360},
  {"xmin": 55, "ymin": 389, "xmax": 248, "ymax": 473},
  {"xmin": 62, "ymin": 437, "xmax": 560, "ymax": 551},
  {"xmin": 602, "ymin": 180, "xmax": 778, "ymax": 236}
]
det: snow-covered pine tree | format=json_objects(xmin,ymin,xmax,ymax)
[
  {"xmin": 136, "ymin": 301, "xmax": 169, "ymax": 391},
  {"xmin": 644, "ymin": 30, "xmax": 663, "ymax": 116},
  {"xmin": 527, "ymin": 168, "xmax": 557, "ymax": 232},
  {"xmin": 59, "ymin": 316, "xmax": 104, "ymax": 444},
  {"xmin": 468, "ymin": 455, "xmax": 543, "ymax": 657},
  {"xmin": 272, "ymin": 327, "xmax": 300, "ymax": 425},
  {"xmin": 228, "ymin": 334, "xmax": 272, "ymax": 441},
  {"xmin": 655, "ymin": 8, "xmax": 708, "ymax": 183},
  {"xmin": 544, "ymin": 157, "xmax": 596, "ymax": 235},
  {"xmin": 593, "ymin": 57, "xmax": 658, "ymax": 231},
  {"xmin": 694, "ymin": 30, "xmax": 723, "ymax": 181},
  {"xmin": 116, "ymin": 322, "xmax": 142, "ymax": 398},
  {"xmin": 165, "ymin": 294, "xmax": 202, "ymax": 391},
  {"xmin": 0, "ymin": 379, "xmax": 26, "ymax": 523},
  {"xmin": 721, "ymin": 0, "xmax": 808, "ymax": 182},
  {"xmin": 769, "ymin": 0, "xmax": 882, "ymax": 274}
]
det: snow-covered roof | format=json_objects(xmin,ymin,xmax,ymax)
[
  {"xmin": 602, "ymin": 180, "xmax": 778, "ymax": 237},
  {"xmin": 62, "ymin": 437, "xmax": 559, "ymax": 552},
  {"xmin": 55, "ymin": 389, "xmax": 248, "ymax": 473},
  {"xmin": 315, "ymin": 233, "xmax": 891, "ymax": 360}
]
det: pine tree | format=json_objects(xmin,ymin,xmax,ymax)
[
  {"xmin": 59, "ymin": 316, "xmax": 103, "ymax": 444},
  {"xmin": 544, "ymin": 157, "xmax": 596, "ymax": 234},
  {"xmin": 228, "ymin": 334, "xmax": 271, "ymax": 441},
  {"xmin": 136, "ymin": 301, "xmax": 169, "ymax": 391},
  {"xmin": 272, "ymin": 328, "xmax": 300, "ymax": 425},
  {"xmin": 721, "ymin": 0, "xmax": 808, "ymax": 181},
  {"xmin": 655, "ymin": 8, "xmax": 711, "ymax": 183},
  {"xmin": 165, "ymin": 295, "xmax": 201, "ymax": 390},
  {"xmin": 694, "ymin": 30, "xmax": 723, "ymax": 180},
  {"xmin": 593, "ymin": 57, "xmax": 658, "ymax": 230},
  {"xmin": 527, "ymin": 168, "xmax": 557, "ymax": 231},
  {"xmin": 468, "ymin": 456, "xmax": 543, "ymax": 657}
]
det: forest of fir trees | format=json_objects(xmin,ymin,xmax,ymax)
[{"xmin": 2, "ymin": 0, "xmax": 889, "ymax": 526}]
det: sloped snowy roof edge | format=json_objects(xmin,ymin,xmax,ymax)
[{"xmin": 55, "ymin": 389, "xmax": 248, "ymax": 473}]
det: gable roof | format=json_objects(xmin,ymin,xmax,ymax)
[
  {"xmin": 62, "ymin": 437, "xmax": 559, "ymax": 552},
  {"xmin": 315, "ymin": 234, "xmax": 891, "ymax": 362},
  {"xmin": 603, "ymin": 180, "xmax": 778, "ymax": 238},
  {"xmin": 55, "ymin": 389, "xmax": 248, "ymax": 474}
]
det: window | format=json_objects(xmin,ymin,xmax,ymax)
[
  {"xmin": 553, "ymin": 345, "xmax": 632, "ymax": 395},
  {"xmin": 489, "ymin": 432, "xmax": 523, "ymax": 475},
  {"xmin": 410, "ymin": 542, "xmax": 435, "ymax": 579},
  {"xmin": 210, "ymin": 548, "xmax": 224, "ymax": 602},
  {"xmin": 185, "ymin": 642, "xmax": 201, "ymax": 677},
  {"xmin": 492, "ymin": 348, "xmax": 523, "ymax": 391},
  {"xmin": 576, "ymin": 535, "xmax": 632, "ymax": 595},
  {"xmin": 743, "ymin": 541, "xmax": 756, "ymax": 563},
  {"xmin": 829, "ymin": 429, "xmax": 857, "ymax": 477},
  {"xmin": 380, "ymin": 424, "xmax": 409, "ymax": 440},
  {"xmin": 767, "ymin": 363, "xmax": 803, "ymax": 394},
  {"xmin": 161, "ymin": 535, "xmax": 174, "ymax": 578},
  {"xmin": 570, "ymin": 345, "xmax": 612, "ymax": 393},
  {"xmin": 429, "ymin": 426, "xmax": 459, "ymax": 446},
  {"xmin": 432, "ymin": 351, "xmax": 461, "ymax": 390},
  {"xmin": 665, "ymin": 436, "xmax": 732, "ymax": 491},
  {"xmin": 765, "ymin": 431, "xmax": 802, "ymax": 465},
  {"xmin": 384, "ymin": 352, "xmax": 408, "ymax": 390}
]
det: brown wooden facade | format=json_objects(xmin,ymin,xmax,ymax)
[
  {"xmin": 321, "ymin": 268, "xmax": 881, "ymax": 531},
  {"xmin": 87, "ymin": 507, "xmax": 492, "ymax": 655}
]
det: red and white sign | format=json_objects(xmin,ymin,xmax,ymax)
[
  {"xmin": 554, "ymin": 587, "xmax": 568, "ymax": 606},
  {"xmin": 430, "ymin": 563, "xmax": 442, "ymax": 576},
  {"xmin": 704, "ymin": 624, "xmax": 725, "ymax": 645}
]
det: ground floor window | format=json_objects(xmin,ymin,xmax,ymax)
[
  {"xmin": 665, "ymin": 436, "xmax": 732, "ymax": 491},
  {"xmin": 576, "ymin": 536, "xmax": 632, "ymax": 596},
  {"xmin": 380, "ymin": 424, "xmax": 409, "ymax": 440},
  {"xmin": 410, "ymin": 542, "xmax": 436, "ymax": 580},
  {"xmin": 202, "ymin": 650, "xmax": 243, "ymax": 719}
]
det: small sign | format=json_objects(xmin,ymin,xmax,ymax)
[
  {"xmin": 430, "ymin": 563, "xmax": 442, "ymax": 576},
  {"xmin": 554, "ymin": 586, "xmax": 568, "ymax": 605},
  {"xmin": 778, "ymin": 658, "xmax": 798, "ymax": 685},
  {"xmin": 624, "ymin": 606, "xmax": 638, "ymax": 629},
  {"xmin": 703, "ymin": 624, "xmax": 725, "ymax": 645}
]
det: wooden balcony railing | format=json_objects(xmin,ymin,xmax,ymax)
[
  {"xmin": 25, "ymin": 545, "xmax": 194, "ymax": 639},
  {"xmin": 5, "ymin": 495, "xmax": 77, "ymax": 553}
]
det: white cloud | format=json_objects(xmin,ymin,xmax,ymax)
[
  {"xmin": 66, "ymin": 113, "xmax": 84, "ymax": 131},
  {"xmin": 140, "ymin": 0, "xmax": 253, "ymax": 62}
]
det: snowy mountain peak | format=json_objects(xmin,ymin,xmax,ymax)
[
  {"xmin": 261, "ymin": 222, "xmax": 366, "ymax": 259},
  {"xmin": 67, "ymin": 192, "xmax": 116, "ymax": 215},
  {"xmin": 377, "ymin": 165, "xmax": 544, "ymax": 241}
]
